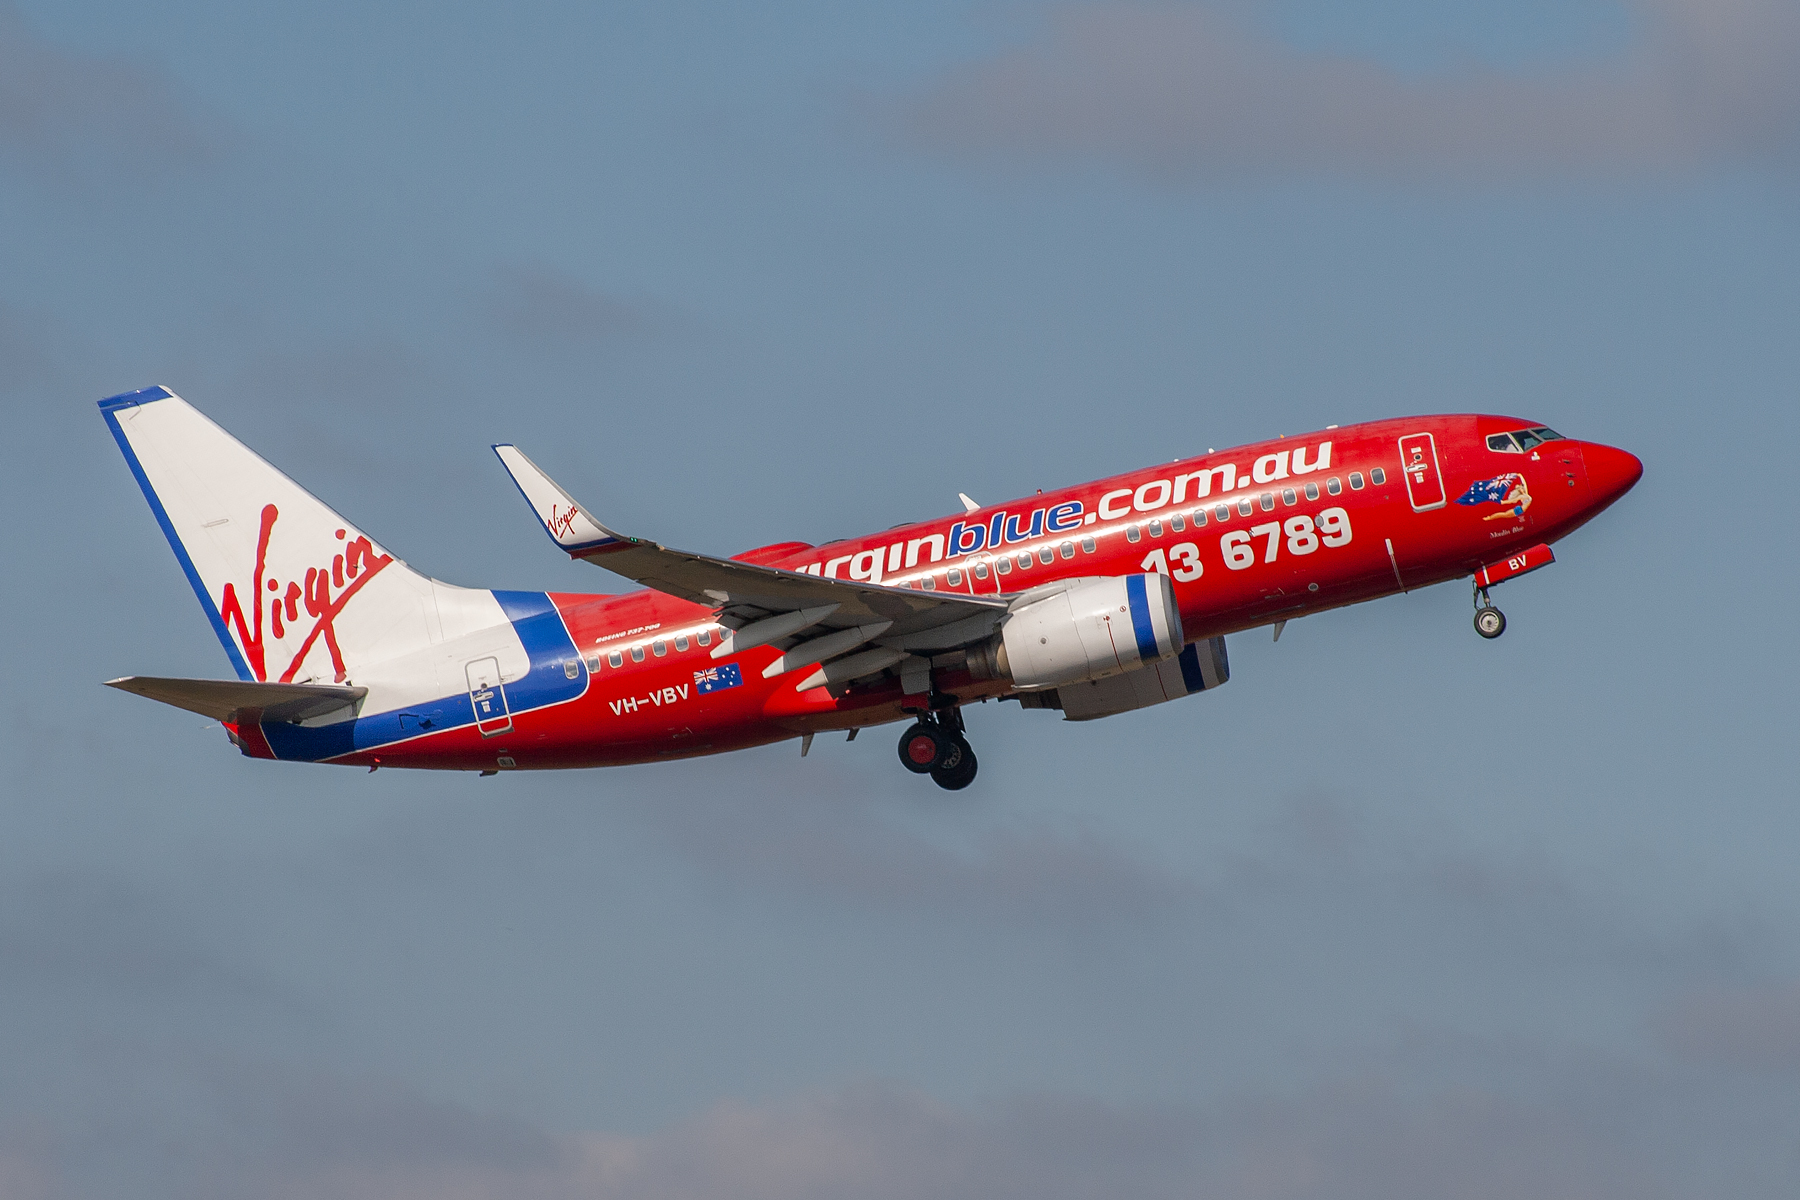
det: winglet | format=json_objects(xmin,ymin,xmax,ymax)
[
  {"xmin": 958, "ymin": 493, "xmax": 980, "ymax": 514},
  {"xmin": 492, "ymin": 445, "xmax": 625, "ymax": 554}
]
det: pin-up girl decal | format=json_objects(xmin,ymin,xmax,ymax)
[{"xmin": 1456, "ymin": 473, "xmax": 1532, "ymax": 521}]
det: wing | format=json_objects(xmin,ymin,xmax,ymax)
[{"xmin": 493, "ymin": 446, "xmax": 1005, "ymax": 674}]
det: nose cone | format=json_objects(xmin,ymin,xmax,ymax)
[{"xmin": 1583, "ymin": 443, "xmax": 1643, "ymax": 506}]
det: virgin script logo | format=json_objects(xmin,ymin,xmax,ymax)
[
  {"xmin": 547, "ymin": 503, "xmax": 582, "ymax": 541},
  {"xmin": 218, "ymin": 504, "xmax": 394, "ymax": 683}
]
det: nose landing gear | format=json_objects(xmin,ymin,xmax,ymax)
[
  {"xmin": 1472, "ymin": 583, "xmax": 1506, "ymax": 639},
  {"xmin": 896, "ymin": 706, "xmax": 978, "ymax": 790}
]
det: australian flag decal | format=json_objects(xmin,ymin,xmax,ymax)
[
  {"xmin": 1457, "ymin": 473, "xmax": 1521, "ymax": 505},
  {"xmin": 694, "ymin": 663, "xmax": 743, "ymax": 694}
]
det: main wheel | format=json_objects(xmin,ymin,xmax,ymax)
[
  {"xmin": 931, "ymin": 741, "xmax": 978, "ymax": 790},
  {"xmin": 1474, "ymin": 606, "xmax": 1506, "ymax": 639},
  {"xmin": 898, "ymin": 723, "xmax": 947, "ymax": 774}
]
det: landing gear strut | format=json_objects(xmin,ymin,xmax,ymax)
[
  {"xmin": 1472, "ymin": 584, "xmax": 1506, "ymax": 639},
  {"xmin": 896, "ymin": 706, "xmax": 977, "ymax": 790}
]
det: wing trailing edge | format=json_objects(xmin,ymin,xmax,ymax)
[{"xmin": 490, "ymin": 445, "xmax": 1005, "ymax": 644}]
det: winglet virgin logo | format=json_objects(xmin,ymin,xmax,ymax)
[
  {"xmin": 217, "ymin": 505, "xmax": 394, "ymax": 683},
  {"xmin": 547, "ymin": 503, "xmax": 581, "ymax": 541}
]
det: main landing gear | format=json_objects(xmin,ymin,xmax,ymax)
[
  {"xmin": 1473, "ymin": 584, "xmax": 1506, "ymax": 639},
  {"xmin": 897, "ymin": 707, "xmax": 978, "ymax": 791}
]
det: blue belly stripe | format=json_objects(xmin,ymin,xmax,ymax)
[{"xmin": 258, "ymin": 590, "xmax": 585, "ymax": 761}]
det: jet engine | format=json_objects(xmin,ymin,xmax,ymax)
[
  {"xmin": 1016, "ymin": 635, "xmax": 1230, "ymax": 721},
  {"xmin": 966, "ymin": 574, "xmax": 1184, "ymax": 689}
]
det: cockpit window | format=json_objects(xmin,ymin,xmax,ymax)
[{"xmin": 1488, "ymin": 426, "xmax": 1565, "ymax": 453}]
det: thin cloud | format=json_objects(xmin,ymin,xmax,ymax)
[
  {"xmin": 1656, "ymin": 981, "xmax": 1800, "ymax": 1072},
  {"xmin": 0, "ymin": 871, "xmax": 300, "ymax": 1011},
  {"xmin": 488, "ymin": 265, "xmax": 651, "ymax": 350},
  {"xmin": 0, "ymin": 1137, "xmax": 53, "ymax": 1200},
  {"xmin": 619, "ymin": 771, "xmax": 1192, "ymax": 925},
  {"xmin": 899, "ymin": 0, "xmax": 1800, "ymax": 179},
  {"xmin": 47, "ymin": 1046, "xmax": 1800, "ymax": 1199},
  {"xmin": 0, "ymin": 2, "xmax": 221, "ymax": 181}
]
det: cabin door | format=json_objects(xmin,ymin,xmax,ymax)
[
  {"xmin": 466, "ymin": 656, "xmax": 513, "ymax": 737},
  {"xmin": 1397, "ymin": 432, "xmax": 1447, "ymax": 511}
]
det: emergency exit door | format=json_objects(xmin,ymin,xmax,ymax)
[
  {"xmin": 1397, "ymin": 432, "xmax": 1447, "ymax": 511},
  {"xmin": 466, "ymin": 656, "xmax": 513, "ymax": 736}
]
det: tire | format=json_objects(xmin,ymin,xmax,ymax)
[
  {"xmin": 1474, "ymin": 607, "xmax": 1506, "ymax": 639},
  {"xmin": 898, "ymin": 724, "xmax": 945, "ymax": 774},
  {"xmin": 931, "ymin": 742, "xmax": 978, "ymax": 791}
]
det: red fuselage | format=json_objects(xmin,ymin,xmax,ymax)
[{"xmin": 338, "ymin": 414, "xmax": 1640, "ymax": 771}]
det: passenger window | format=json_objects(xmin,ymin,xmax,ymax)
[
  {"xmin": 1170, "ymin": 513, "xmax": 1185, "ymax": 532},
  {"xmin": 947, "ymin": 568, "xmax": 963, "ymax": 586},
  {"xmin": 973, "ymin": 561, "xmax": 989, "ymax": 580},
  {"xmin": 1281, "ymin": 488, "xmax": 1296, "ymax": 506},
  {"xmin": 997, "ymin": 556, "xmax": 1012, "ymax": 574},
  {"xmin": 1038, "ymin": 546, "xmax": 1054, "ymax": 565},
  {"xmin": 652, "ymin": 639, "xmax": 667, "ymax": 657},
  {"xmin": 630, "ymin": 646, "xmax": 645, "ymax": 663},
  {"xmin": 1371, "ymin": 467, "xmax": 1386, "ymax": 485},
  {"xmin": 1126, "ymin": 525, "xmax": 1141, "ymax": 543},
  {"xmin": 608, "ymin": 651, "xmax": 624, "ymax": 668},
  {"xmin": 1259, "ymin": 493, "xmax": 1275, "ymax": 512},
  {"xmin": 1349, "ymin": 472, "xmax": 1365, "ymax": 489},
  {"xmin": 1304, "ymin": 482, "xmax": 1319, "ymax": 501},
  {"xmin": 922, "ymin": 575, "xmax": 936, "ymax": 590},
  {"xmin": 675, "ymin": 634, "xmax": 690, "ymax": 652},
  {"xmin": 564, "ymin": 659, "xmax": 580, "ymax": 679},
  {"xmin": 1192, "ymin": 508, "xmax": 1207, "ymax": 527},
  {"xmin": 1236, "ymin": 499, "xmax": 1253, "ymax": 517},
  {"xmin": 1060, "ymin": 541, "xmax": 1074, "ymax": 559},
  {"xmin": 1147, "ymin": 518, "xmax": 1162, "ymax": 537},
  {"xmin": 1080, "ymin": 536, "xmax": 1096, "ymax": 554},
  {"xmin": 1215, "ymin": 504, "xmax": 1231, "ymax": 522},
  {"xmin": 584, "ymin": 654, "xmax": 600, "ymax": 672},
  {"xmin": 1487, "ymin": 433, "xmax": 1520, "ymax": 452},
  {"xmin": 1017, "ymin": 552, "xmax": 1032, "ymax": 569},
  {"xmin": 697, "ymin": 629, "xmax": 711, "ymax": 647},
  {"xmin": 1326, "ymin": 477, "xmax": 1342, "ymax": 496}
]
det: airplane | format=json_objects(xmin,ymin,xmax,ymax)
[{"xmin": 100, "ymin": 386, "xmax": 1641, "ymax": 790}]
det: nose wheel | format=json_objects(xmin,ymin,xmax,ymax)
[
  {"xmin": 1472, "ymin": 584, "xmax": 1506, "ymax": 639},
  {"xmin": 896, "ymin": 707, "xmax": 978, "ymax": 790}
]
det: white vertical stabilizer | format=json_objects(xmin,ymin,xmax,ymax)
[{"xmin": 101, "ymin": 386, "xmax": 497, "ymax": 685}]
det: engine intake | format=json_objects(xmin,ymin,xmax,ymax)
[{"xmin": 968, "ymin": 574, "xmax": 1184, "ymax": 689}]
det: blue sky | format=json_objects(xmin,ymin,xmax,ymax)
[{"xmin": 3, "ymin": 1, "xmax": 1799, "ymax": 1196}]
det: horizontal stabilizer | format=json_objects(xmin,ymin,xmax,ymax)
[{"xmin": 105, "ymin": 676, "xmax": 367, "ymax": 724}]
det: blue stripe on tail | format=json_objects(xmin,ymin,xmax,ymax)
[{"xmin": 99, "ymin": 388, "xmax": 253, "ymax": 681}]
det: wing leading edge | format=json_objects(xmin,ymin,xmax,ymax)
[{"xmin": 491, "ymin": 446, "xmax": 1005, "ymax": 674}]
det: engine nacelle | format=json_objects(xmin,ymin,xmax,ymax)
[
  {"xmin": 970, "ymin": 574, "xmax": 1184, "ymax": 689},
  {"xmin": 1037, "ymin": 635, "xmax": 1230, "ymax": 721}
]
